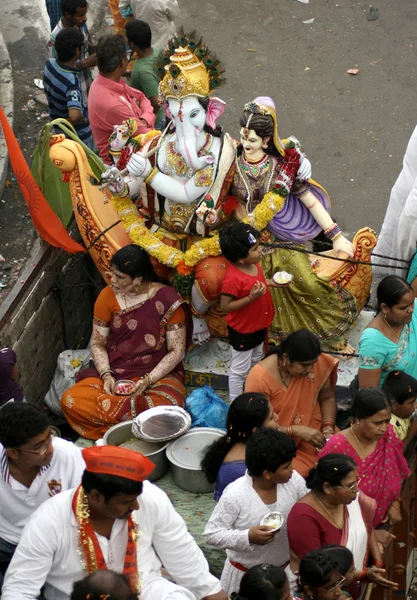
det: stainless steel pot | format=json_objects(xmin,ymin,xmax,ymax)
[
  {"xmin": 166, "ymin": 428, "xmax": 224, "ymax": 493},
  {"xmin": 103, "ymin": 421, "xmax": 169, "ymax": 482}
]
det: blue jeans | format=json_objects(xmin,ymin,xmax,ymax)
[{"xmin": 0, "ymin": 537, "xmax": 17, "ymax": 588}]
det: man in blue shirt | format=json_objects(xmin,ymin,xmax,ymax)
[
  {"xmin": 47, "ymin": 0, "xmax": 96, "ymax": 105},
  {"xmin": 43, "ymin": 28, "xmax": 94, "ymax": 148}
]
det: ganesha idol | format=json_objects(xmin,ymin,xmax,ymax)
[{"xmin": 49, "ymin": 30, "xmax": 376, "ymax": 350}]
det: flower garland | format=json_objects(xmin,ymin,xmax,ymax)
[{"xmin": 111, "ymin": 140, "xmax": 301, "ymax": 271}]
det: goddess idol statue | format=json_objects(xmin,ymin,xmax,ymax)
[{"xmin": 196, "ymin": 97, "xmax": 373, "ymax": 351}]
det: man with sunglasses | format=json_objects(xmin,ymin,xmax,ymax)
[{"xmin": 0, "ymin": 403, "xmax": 85, "ymax": 585}]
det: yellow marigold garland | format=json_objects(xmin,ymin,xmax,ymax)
[
  {"xmin": 111, "ymin": 190, "xmax": 287, "ymax": 269},
  {"xmin": 110, "ymin": 140, "xmax": 301, "ymax": 269}
]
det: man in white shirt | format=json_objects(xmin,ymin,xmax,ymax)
[
  {"xmin": 2, "ymin": 445, "xmax": 227, "ymax": 600},
  {"xmin": 119, "ymin": 0, "xmax": 179, "ymax": 50},
  {"xmin": 0, "ymin": 402, "xmax": 85, "ymax": 585}
]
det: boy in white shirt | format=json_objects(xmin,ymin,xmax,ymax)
[{"xmin": 0, "ymin": 402, "xmax": 85, "ymax": 584}]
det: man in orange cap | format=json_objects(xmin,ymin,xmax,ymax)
[{"xmin": 2, "ymin": 445, "xmax": 227, "ymax": 600}]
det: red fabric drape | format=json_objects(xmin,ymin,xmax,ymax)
[{"xmin": 0, "ymin": 107, "xmax": 84, "ymax": 254}]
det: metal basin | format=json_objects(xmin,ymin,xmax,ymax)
[
  {"xmin": 103, "ymin": 421, "xmax": 169, "ymax": 482},
  {"xmin": 166, "ymin": 428, "xmax": 224, "ymax": 493}
]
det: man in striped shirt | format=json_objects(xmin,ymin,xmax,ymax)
[
  {"xmin": 44, "ymin": 28, "xmax": 94, "ymax": 148},
  {"xmin": 47, "ymin": 0, "xmax": 96, "ymax": 105}
]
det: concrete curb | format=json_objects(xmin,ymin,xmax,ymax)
[{"xmin": 0, "ymin": 26, "xmax": 14, "ymax": 200}]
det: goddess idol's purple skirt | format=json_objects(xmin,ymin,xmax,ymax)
[{"xmin": 267, "ymin": 181, "xmax": 331, "ymax": 242}]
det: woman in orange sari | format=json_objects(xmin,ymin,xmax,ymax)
[
  {"xmin": 61, "ymin": 245, "xmax": 191, "ymax": 440},
  {"xmin": 245, "ymin": 330, "xmax": 338, "ymax": 476}
]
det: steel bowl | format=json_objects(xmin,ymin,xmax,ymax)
[
  {"xmin": 260, "ymin": 511, "xmax": 284, "ymax": 533},
  {"xmin": 166, "ymin": 427, "xmax": 224, "ymax": 493},
  {"xmin": 113, "ymin": 380, "xmax": 136, "ymax": 395},
  {"xmin": 103, "ymin": 421, "xmax": 169, "ymax": 481}
]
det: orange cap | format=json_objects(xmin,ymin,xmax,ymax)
[{"xmin": 82, "ymin": 445, "xmax": 155, "ymax": 481}]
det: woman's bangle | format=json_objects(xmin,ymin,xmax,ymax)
[
  {"xmin": 360, "ymin": 568, "xmax": 370, "ymax": 582},
  {"xmin": 287, "ymin": 426, "xmax": 293, "ymax": 437},
  {"xmin": 145, "ymin": 373, "xmax": 153, "ymax": 387},
  {"xmin": 373, "ymin": 559, "xmax": 384, "ymax": 568},
  {"xmin": 100, "ymin": 369, "xmax": 113, "ymax": 379},
  {"xmin": 322, "ymin": 421, "xmax": 335, "ymax": 432}
]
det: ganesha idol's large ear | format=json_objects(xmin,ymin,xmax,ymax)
[
  {"xmin": 206, "ymin": 97, "xmax": 226, "ymax": 130},
  {"xmin": 162, "ymin": 102, "xmax": 172, "ymax": 119}
]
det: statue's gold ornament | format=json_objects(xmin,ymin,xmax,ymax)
[{"xmin": 157, "ymin": 30, "xmax": 225, "ymax": 102}]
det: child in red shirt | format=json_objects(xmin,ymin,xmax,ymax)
[{"xmin": 219, "ymin": 223, "xmax": 276, "ymax": 401}]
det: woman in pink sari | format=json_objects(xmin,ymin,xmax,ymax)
[
  {"xmin": 319, "ymin": 388, "xmax": 410, "ymax": 526},
  {"xmin": 61, "ymin": 245, "xmax": 191, "ymax": 440}
]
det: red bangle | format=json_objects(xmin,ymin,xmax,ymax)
[
  {"xmin": 373, "ymin": 559, "xmax": 384, "ymax": 568},
  {"xmin": 322, "ymin": 421, "xmax": 335, "ymax": 428}
]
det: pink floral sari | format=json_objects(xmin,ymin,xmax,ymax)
[{"xmin": 319, "ymin": 425, "xmax": 410, "ymax": 525}]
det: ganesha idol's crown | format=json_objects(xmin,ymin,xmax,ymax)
[{"xmin": 157, "ymin": 30, "xmax": 225, "ymax": 101}]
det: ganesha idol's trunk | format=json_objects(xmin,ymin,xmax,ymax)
[{"xmin": 176, "ymin": 120, "xmax": 208, "ymax": 172}]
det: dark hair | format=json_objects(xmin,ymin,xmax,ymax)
[
  {"xmin": 233, "ymin": 564, "xmax": 288, "ymax": 600},
  {"xmin": 299, "ymin": 550, "xmax": 340, "ymax": 590},
  {"xmin": 71, "ymin": 570, "xmax": 136, "ymax": 600},
  {"xmin": 219, "ymin": 222, "xmax": 260, "ymax": 263},
  {"xmin": 61, "ymin": 0, "xmax": 87, "ymax": 16},
  {"xmin": 238, "ymin": 110, "xmax": 279, "ymax": 157},
  {"xmin": 55, "ymin": 28, "xmax": 84, "ymax": 62},
  {"xmin": 351, "ymin": 387, "xmax": 390, "ymax": 419},
  {"xmin": 268, "ymin": 329, "xmax": 321, "ymax": 363},
  {"xmin": 201, "ymin": 392, "xmax": 270, "ymax": 483},
  {"xmin": 382, "ymin": 370, "xmax": 417, "ymax": 405},
  {"xmin": 125, "ymin": 20, "xmax": 152, "ymax": 50},
  {"xmin": 0, "ymin": 403, "xmax": 49, "ymax": 448},
  {"xmin": 376, "ymin": 275, "xmax": 412, "ymax": 312},
  {"xmin": 96, "ymin": 35, "xmax": 126, "ymax": 73},
  {"xmin": 111, "ymin": 244, "xmax": 162, "ymax": 282},
  {"xmin": 320, "ymin": 545, "xmax": 354, "ymax": 577},
  {"xmin": 246, "ymin": 427, "xmax": 296, "ymax": 477},
  {"xmin": 305, "ymin": 454, "xmax": 357, "ymax": 491},
  {"xmin": 82, "ymin": 471, "xmax": 143, "ymax": 501}
]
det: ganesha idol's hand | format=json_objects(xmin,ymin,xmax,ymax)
[
  {"xmin": 296, "ymin": 155, "xmax": 312, "ymax": 181},
  {"xmin": 332, "ymin": 235, "xmax": 355, "ymax": 259},
  {"xmin": 196, "ymin": 202, "xmax": 218, "ymax": 225},
  {"xmin": 101, "ymin": 167, "xmax": 126, "ymax": 195},
  {"xmin": 127, "ymin": 153, "xmax": 152, "ymax": 179}
]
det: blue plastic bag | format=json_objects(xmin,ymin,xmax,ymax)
[{"xmin": 185, "ymin": 386, "xmax": 229, "ymax": 430}]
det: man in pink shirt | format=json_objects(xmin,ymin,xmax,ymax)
[{"xmin": 88, "ymin": 34, "xmax": 155, "ymax": 164}]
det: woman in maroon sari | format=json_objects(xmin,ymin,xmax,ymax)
[{"xmin": 61, "ymin": 245, "xmax": 191, "ymax": 440}]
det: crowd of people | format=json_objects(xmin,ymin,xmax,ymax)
[
  {"xmin": 43, "ymin": 0, "xmax": 175, "ymax": 160},
  {"xmin": 1, "ymin": 0, "xmax": 417, "ymax": 599},
  {"xmin": 1, "ymin": 259, "xmax": 416, "ymax": 599}
]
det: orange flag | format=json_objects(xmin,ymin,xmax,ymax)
[{"xmin": 0, "ymin": 107, "xmax": 84, "ymax": 254}]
